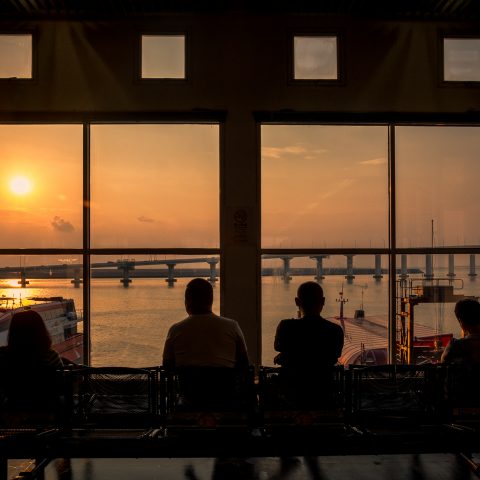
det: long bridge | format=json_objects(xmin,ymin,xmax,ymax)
[{"xmin": 0, "ymin": 253, "xmax": 477, "ymax": 288}]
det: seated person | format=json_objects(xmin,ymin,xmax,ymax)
[
  {"xmin": 441, "ymin": 298, "xmax": 480, "ymax": 365},
  {"xmin": 0, "ymin": 310, "xmax": 64, "ymax": 421},
  {"xmin": 163, "ymin": 278, "xmax": 249, "ymax": 407},
  {"xmin": 441, "ymin": 298, "xmax": 480, "ymax": 406},
  {"xmin": 273, "ymin": 281, "xmax": 344, "ymax": 407}
]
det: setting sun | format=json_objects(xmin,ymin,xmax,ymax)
[{"xmin": 9, "ymin": 175, "xmax": 32, "ymax": 195}]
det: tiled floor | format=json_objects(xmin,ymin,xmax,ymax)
[{"xmin": 9, "ymin": 454, "xmax": 480, "ymax": 480}]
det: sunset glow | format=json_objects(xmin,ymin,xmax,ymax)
[{"xmin": 9, "ymin": 175, "xmax": 32, "ymax": 195}]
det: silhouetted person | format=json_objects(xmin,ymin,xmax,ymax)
[
  {"xmin": 163, "ymin": 278, "xmax": 249, "ymax": 408},
  {"xmin": 441, "ymin": 298, "xmax": 480, "ymax": 365},
  {"xmin": 163, "ymin": 278, "xmax": 248, "ymax": 369},
  {"xmin": 274, "ymin": 281, "xmax": 344, "ymax": 369},
  {"xmin": 274, "ymin": 282, "xmax": 344, "ymax": 407},
  {"xmin": 0, "ymin": 309, "xmax": 64, "ymax": 417}
]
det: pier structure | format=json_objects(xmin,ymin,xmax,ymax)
[
  {"xmin": 310, "ymin": 255, "xmax": 329, "ymax": 281},
  {"xmin": 469, "ymin": 254, "xmax": 477, "ymax": 277},
  {"xmin": 117, "ymin": 260, "xmax": 135, "ymax": 287},
  {"xmin": 71, "ymin": 267, "xmax": 82, "ymax": 288},
  {"xmin": 345, "ymin": 254, "xmax": 355, "ymax": 281},
  {"xmin": 18, "ymin": 270, "xmax": 29, "ymax": 288},
  {"xmin": 373, "ymin": 254, "xmax": 383, "ymax": 280},
  {"xmin": 400, "ymin": 255, "xmax": 408, "ymax": 280},
  {"xmin": 425, "ymin": 254, "xmax": 434, "ymax": 280},
  {"xmin": 165, "ymin": 262, "xmax": 177, "ymax": 287},
  {"xmin": 447, "ymin": 254, "xmax": 456, "ymax": 280},
  {"xmin": 206, "ymin": 258, "xmax": 218, "ymax": 284},
  {"xmin": 280, "ymin": 256, "xmax": 293, "ymax": 283}
]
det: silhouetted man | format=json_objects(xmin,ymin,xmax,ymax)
[
  {"xmin": 163, "ymin": 278, "xmax": 249, "ymax": 369},
  {"xmin": 273, "ymin": 282, "xmax": 344, "ymax": 407},
  {"xmin": 274, "ymin": 281, "xmax": 344, "ymax": 369}
]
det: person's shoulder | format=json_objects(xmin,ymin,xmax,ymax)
[
  {"xmin": 167, "ymin": 316, "xmax": 190, "ymax": 333},
  {"xmin": 321, "ymin": 317, "xmax": 344, "ymax": 332}
]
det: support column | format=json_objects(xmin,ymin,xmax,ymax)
[
  {"xmin": 400, "ymin": 254, "xmax": 408, "ymax": 279},
  {"xmin": 71, "ymin": 267, "xmax": 82, "ymax": 288},
  {"xmin": 425, "ymin": 254, "xmax": 434, "ymax": 280},
  {"xmin": 447, "ymin": 254, "xmax": 456, "ymax": 279},
  {"xmin": 345, "ymin": 254, "xmax": 355, "ymax": 280},
  {"xmin": 165, "ymin": 263, "xmax": 177, "ymax": 287},
  {"xmin": 282, "ymin": 256, "xmax": 292, "ymax": 283},
  {"xmin": 18, "ymin": 270, "xmax": 29, "ymax": 287},
  {"xmin": 310, "ymin": 255, "xmax": 329, "ymax": 281},
  {"xmin": 207, "ymin": 260, "xmax": 218, "ymax": 284},
  {"xmin": 469, "ymin": 254, "xmax": 477, "ymax": 277},
  {"xmin": 373, "ymin": 254, "xmax": 383, "ymax": 280},
  {"xmin": 118, "ymin": 260, "xmax": 134, "ymax": 287}
]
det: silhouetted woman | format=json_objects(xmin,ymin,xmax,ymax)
[{"xmin": 0, "ymin": 309, "xmax": 63, "ymax": 412}]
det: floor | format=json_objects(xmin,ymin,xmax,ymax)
[{"xmin": 8, "ymin": 454, "xmax": 480, "ymax": 480}]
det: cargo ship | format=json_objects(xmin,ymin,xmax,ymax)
[{"xmin": 0, "ymin": 296, "xmax": 83, "ymax": 364}]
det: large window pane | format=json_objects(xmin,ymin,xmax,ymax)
[
  {"xmin": 91, "ymin": 254, "xmax": 220, "ymax": 367},
  {"xmin": 396, "ymin": 126, "xmax": 480, "ymax": 248},
  {"xmin": 0, "ymin": 255, "xmax": 84, "ymax": 364},
  {"xmin": 395, "ymin": 253, "xmax": 479, "ymax": 364},
  {"xmin": 91, "ymin": 124, "xmax": 219, "ymax": 248},
  {"xmin": 262, "ymin": 254, "xmax": 388, "ymax": 366},
  {"xmin": 0, "ymin": 125, "xmax": 83, "ymax": 248},
  {"xmin": 262, "ymin": 125, "xmax": 388, "ymax": 248}
]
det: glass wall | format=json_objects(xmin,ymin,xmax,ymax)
[
  {"xmin": 0, "ymin": 124, "xmax": 83, "ymax": 248},
  {"xmin": 262, "ymin": 125, "xmax": 388, "ymax": 248},
  {"xmin": 262, "ymin": 123, "xmax": 480, "ymax": 365},
  {"xmin": 90, "ymin": 254, "xmax": 220, "ymax": 367}
]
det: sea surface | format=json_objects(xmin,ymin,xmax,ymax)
[{"xmin": 1, "ymin": 267, "xmax": 477, "ymax": 367}]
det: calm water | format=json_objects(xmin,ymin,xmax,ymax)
[{"xmin": 1, "ymin": 268, "xmax": 477, "ymax": 367}]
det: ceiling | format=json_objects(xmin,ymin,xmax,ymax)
[{"xmin": 0, "ymin": 0, "xmax": 479, "ymax": 20}]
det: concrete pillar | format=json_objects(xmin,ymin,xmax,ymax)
[
  {"xmin": 469, "ymin": 254, "xmax": 477, "ymax": 277},
  {"xmin": 207, "ymin": 260, "xmax": 218, "ymax": 284},
  {"xmin": 447, "ymin": 254, "xmax": 456, "ymax": 278},
  {"xmin": 373, "ymin": 254, "xmax": 383, "ymax": 279},
  {"xmin": 71, "ymin": 267, "xmax": 82, "ymax": 288},
  {"xmin": 310, "ymin": 255, "xmax": 329, "ymax": 281},
  {"xmin": 18, "ymin": 270, "xmax": 29, "ymax": 287},
  {"xmin": 425, "ymin": 254, "xmax": 434, "ymax": 280},
  {"xmin": 165, "ymin": 263, "xmax": 177, "ymax": 287},
  {"xmin": 282, "ymin": 257, "xmax": 292, "ymax": 283},
  {"xmin": 400, "ymin": 254, "xmax": 408, "ymax": 279},
  {"xmin": 345, "ymin": 255, "xmax": 355, "ymax": 280},
  {"xmin": 118, "ymin": 261, "xmax": 134, "ymax": 287}
]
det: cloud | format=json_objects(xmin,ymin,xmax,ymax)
[
  {"xmin": 137, "ymin": 215, "xmax": 155, "ymax": 223},
  {"xmin": 321, "ymin": 178, "xmax": 356, "ymax": 199},
  {"xmin": 51, "ymin": 216, "xmax": 75, "ymax": 233},
  {"xmin": 359, "ymin": 157, "xmax": 387, "ymax": 166},
  {"xmin": 262, "ymin": 145, "xmax": 307, "ymax": 159}
]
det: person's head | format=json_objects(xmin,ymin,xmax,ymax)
[
  {"xmin": 8, "ymin": 309, "xmax": 52, "ymax": 354},
  {"xmin": 185, "ymin": 278, "xmax": 214, "ymax": 315},
  {"xmin": 295, "ymin": 281, "xmax": 325, "ymax": 316},
  {"xmin": 454, "ymin": 298, "xmax": 480, "ymax": 334}
]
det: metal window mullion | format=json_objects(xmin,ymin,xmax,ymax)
[
  {"xmin": 83, "ymin": 122, "xmax": 91, "ymax": 366},
  {"xmin": 388, "ymin": 124, "xmax": 397, "ymax": 364}
]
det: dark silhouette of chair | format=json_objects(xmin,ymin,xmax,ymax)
[
  {"xmin": 258, "ymin": 366, "xmax": 345, "ymax": 432},
  {"xmin": 160, "ymin": 366, "xmax": 255, "ymax": 433},
  {"xmin": 67, "ymin": 367, "xmax": 156, "ymax": 430}
]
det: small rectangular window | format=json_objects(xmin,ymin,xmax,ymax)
[
  {"xmin": 0, "ymin": 34, "xmax": 32, "ymax": 79},
  {"xmin": 293, "ymin": 36, "xmax": 338, "ymax": 80},
  {"xmin": 444, "ymin": 38, "xmax": 480, "ymax": 82},
  {"xmin": 141, "ymin": 34, "xmax": 185, "ymax": 79}
]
